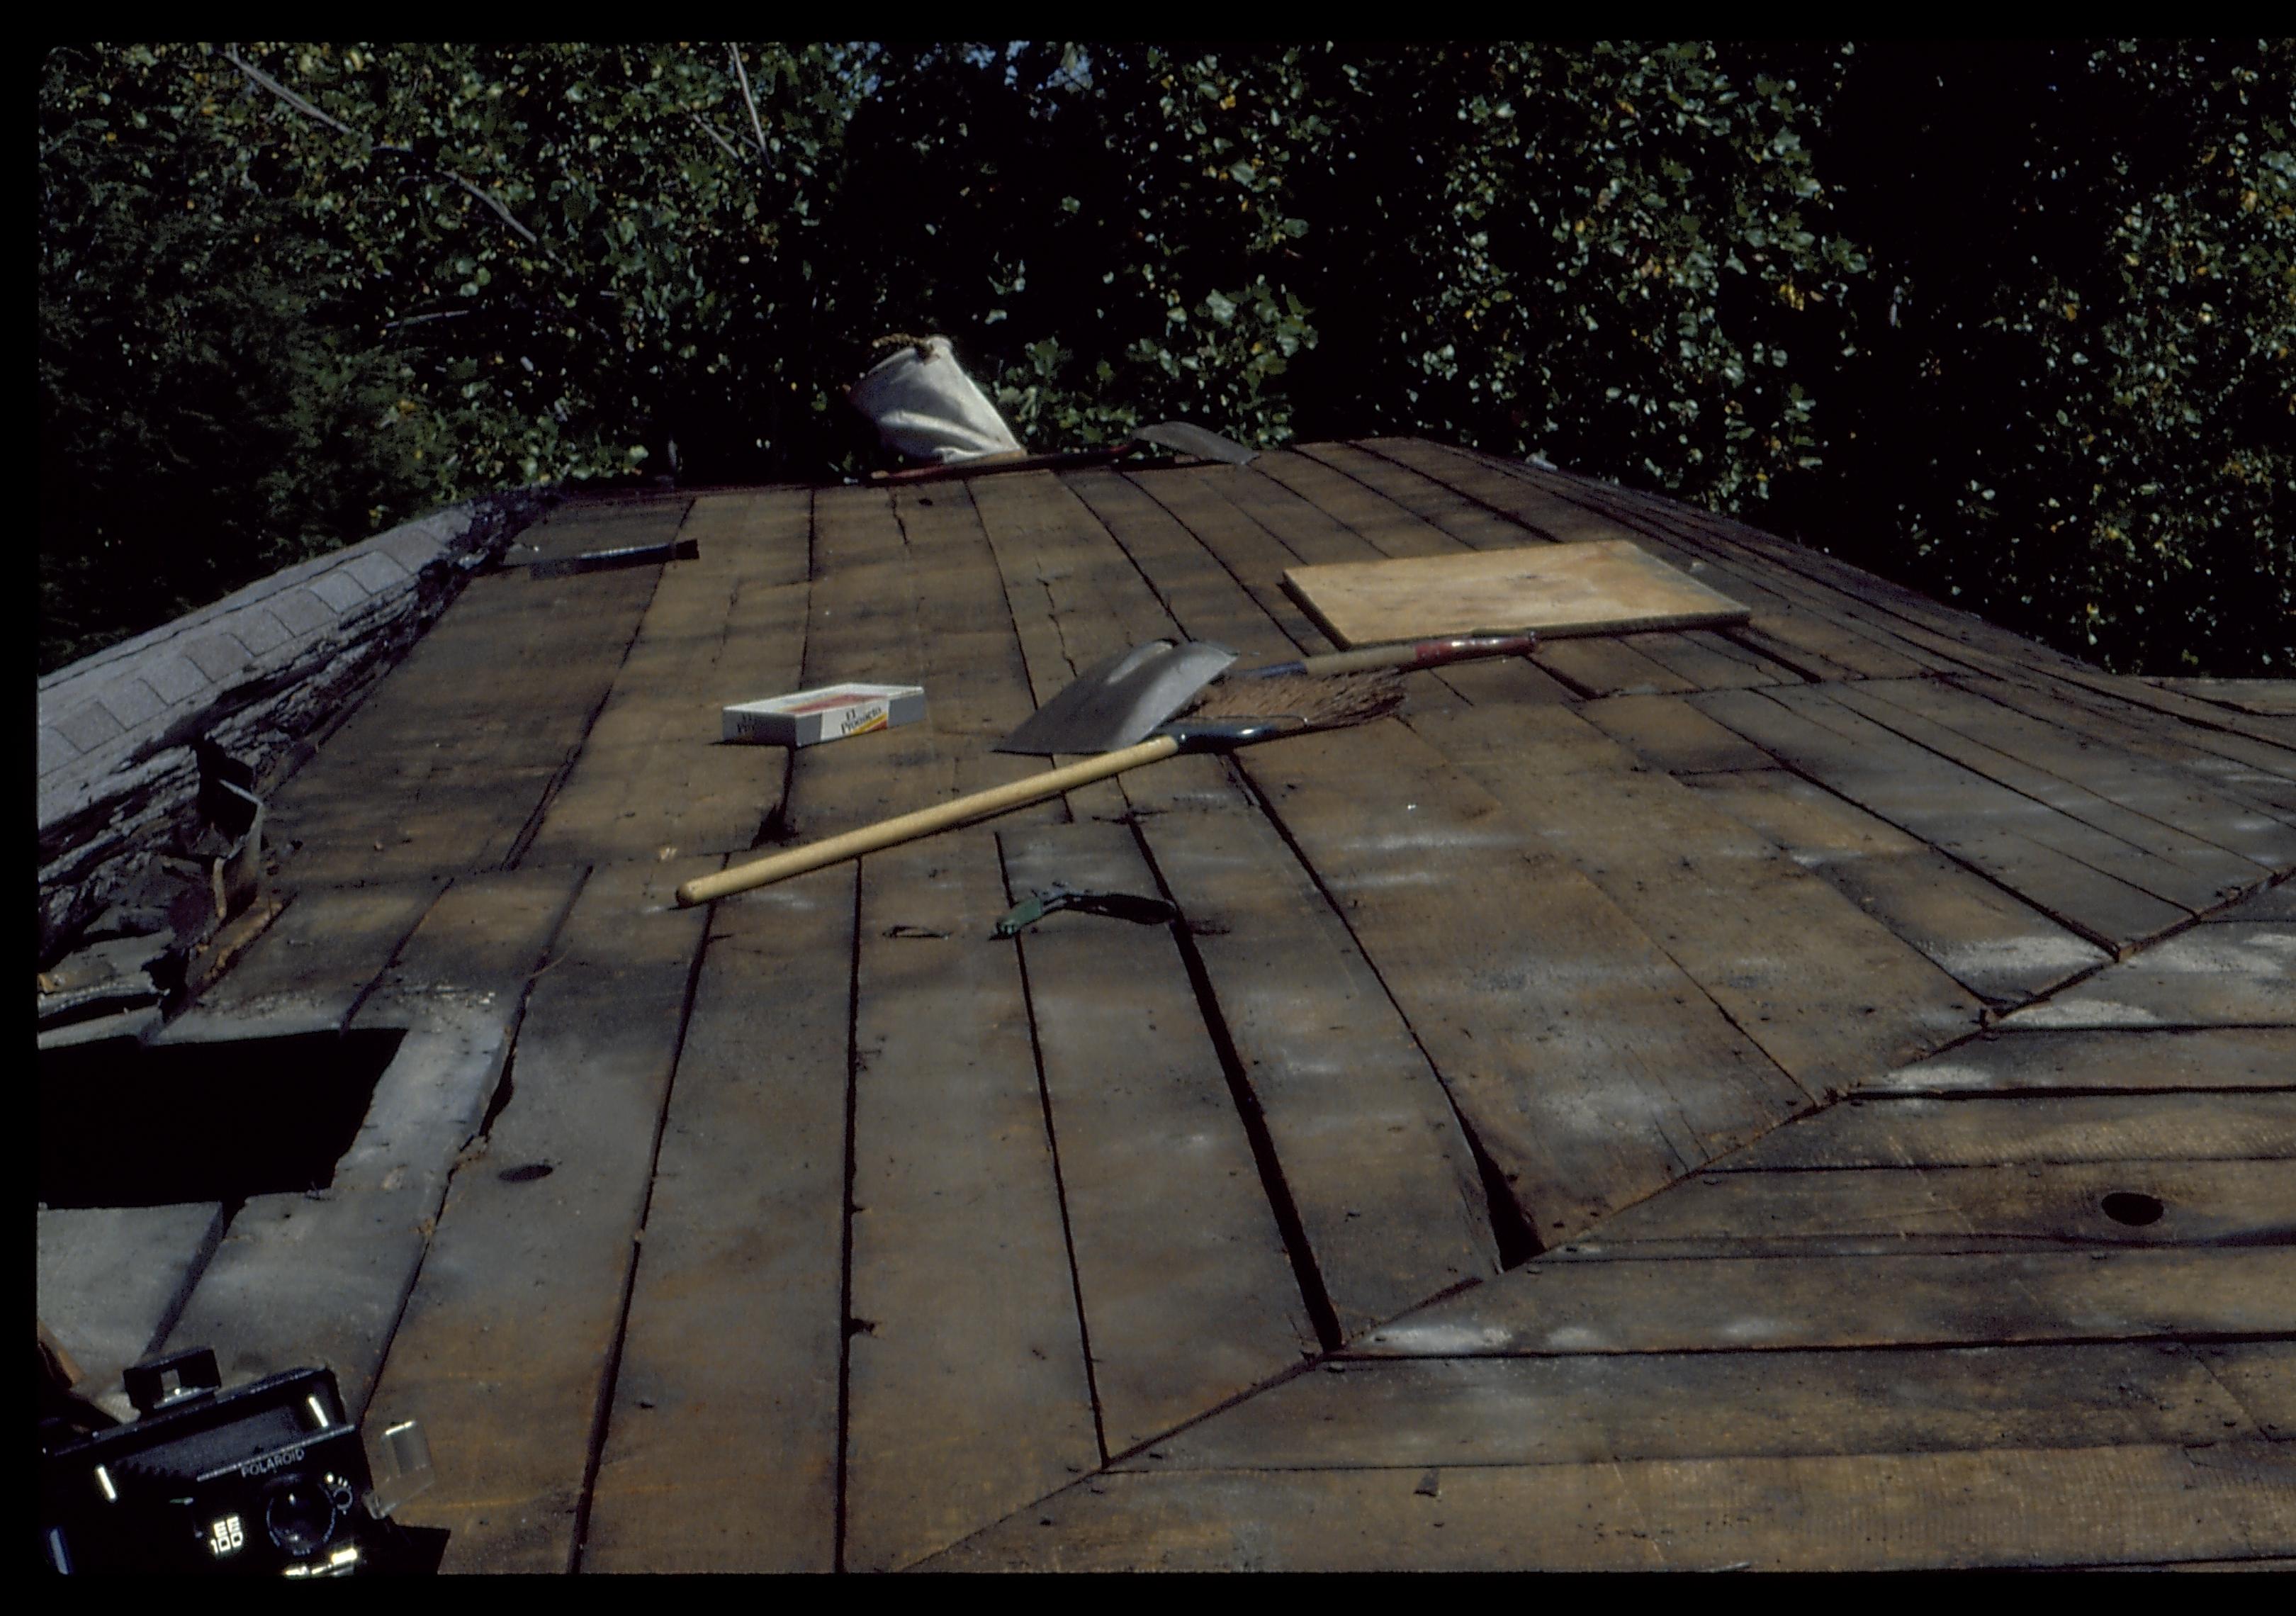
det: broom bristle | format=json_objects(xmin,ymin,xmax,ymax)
[{"xmin": 1181, "ymin": 669, "xmax": 1406, "ymax": 728}]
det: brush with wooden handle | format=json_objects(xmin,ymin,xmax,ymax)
[{"xmin": 673, "ymin": 672, "xmax": 1402, "ymax": 907}]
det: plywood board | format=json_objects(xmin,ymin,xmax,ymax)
[{"xmin": 1282, "ymin": 539, "xmax": 1750, "ymax": 649}]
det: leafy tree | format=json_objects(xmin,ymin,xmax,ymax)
[{"xmin": 37, "ymin": 41, "xmax": 2295, "ymax": 676}]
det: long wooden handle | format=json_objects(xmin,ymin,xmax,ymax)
[{"xmin": 675, "ymin": 736, "xmax": 1183, "ymax": 907}]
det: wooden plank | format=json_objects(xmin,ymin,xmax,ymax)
[
  {"xmin": 1695, "ymin": 687, "xmax": 2190, "ymax": 950},
  {"xmin": 266, "ymin": 536, "xmax": 666, "ymax": 885},
  {"xmin": 1283, "ymin": 542, "xmax": 1751, "ymax": 650},
  {"xmin": 1577, "ymin": 694, "xmax": 1779, "ymax": 773},
  {"xmin": 1851, "ymin": 676, "xmax": 2296, "ymax": 873},
  {"xmin": 927, "ymin": 1442, "xmax": 2296, "ymax": 1571},
  {"xmin": 964, "ymin": 470, "xmax": 1193, "ymax": 821},
  {"xmin": 1574, "ymin": 1157, "xmax": 2296, "ymax": 1256},
  {"xmin": 1362, "ymin": 438, "xmax": 1930, "ymax": 680},
  {"xmin": 1066, "ymin": 467, "xmax": 1311, "ymax": 664},
  {"xmin": 1532, "ymin": 634, "xmax": 1699, "ymax": 696},
  {"xmin": 1412, "ymin": 704, "xmax": 1983, "ymax": 1100},
  {"xmin": 165, "ymin": 868, "xmax": 580, "ymax": 1415},
  {"xmin": 2002, "ymin": 923, "xmax": 2296, "ymax": 1028},
  {"xmin": 526, "ymin": 491, "xmax": 812, "ymax": 865},
  {"xmin": 1237, "ymin": 717, "xmax": 1806, "ymax": 1243},
  {"xmin": 1628, "ymin": 627, "xmax": 1800, "ymax": 691},
  {"xmin": 2202, "ymin": 1343, "xmax": 2296, "ymax": 1442},
  {"xmin": 1974, "ymin": 674, "xmax": 2296, "ymax": 813},
  {"xmin": 1828, "ymin": 682, "xmax": 2272, "ymax": 909},
  {"xmin": 1133, "ymin": 1343, "xmax": 2256, "ymax": 1471},
  {"xmin": 1005, "ymin": 473, "xmax": 1504, "ymax": 1329},
  {"xmin": 1249, "ymin": 450, "xmax": 1468, "ymax": 560},
  {"xmin": 1679, "ymin": 768, "xmax": 2112, "ymax": 1002},
  {"xmin": 2205, "ymin": 882, "xmax": 2296, "ymax": 924},
  {"xmin": 1119, "ymin": 758, "xmax": 1500, "ymax": 1335},
  {"xmin": 164, "ymin": 877, "xmax": 444, "ymax": 1038},
  {"xmin": 1107, "ymin": 466, "xmax": 1490, "ymax": 714},
  {"xmin": 1870, "ymin": 1028, "xmax": 2296, "ymax": 1095},
  {"xmin": 580, "ymin": 864, "xmax": 852, "ymax": 1573},
  {"xmin": 1003, "ymin": 822, "xmax": 1318, "ymax": 1452},
  {"xmin": 367, "ymin": 855, "xmax": 714, "ymax": 1573},
  {"xmin": 1361, "ymin": 1246, "xmax": 2296, "ymax": 1357},
  {"xmin": 1769, "ymin": 683, "xmax": 2233, "ymax": 919},
  {"xmin": 2151, "ymin": 679, "xmax": 2296, "ymax": 718},
  {"xmin": 1721, "ymin": 1093, "xmax": 2296, "ymax": 1171},
  {"xmin": 1300, "ymin": 439, "xmax": 1541, "ymax": 551},
  {"xmin": 841, "ymin": 829, "xmax": 1100, "ymax": 1573}
]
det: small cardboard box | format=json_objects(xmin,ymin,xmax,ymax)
[{"xmin": 722, "ymin": 683, "xmax": 926, "ymax": 748}]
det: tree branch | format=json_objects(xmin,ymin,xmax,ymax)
[
  {"xmin": 688, "ymin": 110, "xmax": 745, "ymax": 165},
  {"xmin": 222, "ymin": 45, "xmax": 541, "ymax": 248},
  {"xmin": 728, "ymin": 45, "xmax": 771, "ymax": 161}
]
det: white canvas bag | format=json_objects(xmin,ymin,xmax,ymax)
[{"xmin": 846, "ymin": 336, "xmax": 1026, "ymax": 464}]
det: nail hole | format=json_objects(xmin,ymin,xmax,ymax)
[
  {"xmin": 497, "ymin": 1162, "xmax": 554, "ymax": 1184},
  {"xmin": 2101, "ymin": 1191, "xmax": 2163, "ymax": 1226}
]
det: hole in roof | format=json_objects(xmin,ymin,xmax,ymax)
[
  {"xmin": 2100, "ymin": 1191, "xmax": 2165, "ymax": 1227},
  {"xmin": 39, "ymin": 1031, "xmax": 404, "ymax": 1209}
]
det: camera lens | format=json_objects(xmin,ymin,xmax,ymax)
[{"xmin": 264, "ymin": 1478, "xmax": 339, "ymax": 1556}]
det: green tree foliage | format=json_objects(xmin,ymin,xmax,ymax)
[{"xmin": 38, "ymin": 41, "xmax": 2295, "ymax": 676}]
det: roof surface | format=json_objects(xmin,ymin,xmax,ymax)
[{"xmin": 139, "ymin": 439, "xmax": 2295, "ymax": 1570}]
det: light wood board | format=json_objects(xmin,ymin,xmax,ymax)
[{"xmin": 1282, "ymin": 538, "xmax": 1750, "ymax": 649}]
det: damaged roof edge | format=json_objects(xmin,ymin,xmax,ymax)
[{"xmin": 36, "ymin": 487, "xmax": 560, "ymax": 964}]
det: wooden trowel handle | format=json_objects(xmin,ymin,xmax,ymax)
[{"xmin": 675, "ymin": 736, "xmax": 1183, "ymax": 907}]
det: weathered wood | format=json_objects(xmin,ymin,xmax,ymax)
[
  {"xmin": 1534, "ymin": 634, "xmax": 1700, "ymax": 696},
  {"xmin": 164, "ymin": 877, "xmax": 444, "ymax": 1038},
  {"xmin": 266, "ymin": 527, "xmax": 668, "ymax": 885},
  {"xmin": 1106, "ymin": 465, "xmax": 1485, "ymax": 714},
  {"xmin": 2201, "ymin": 1342, "xmax": 2295, "ymax": 1442},
  {"xmin": 1238, "ymin": 716, "xmax": 1806, "ymax": 1243},
  {"xmin": 580, "ymin": 865, "xmax": 852, "ymax": 1573},
  {"xmin": 1064, "ymin": 468, "xmax": 1305, "ymax": 665},
  {"xmin": 1628, "ymin": 627, "xmax": 1801, "ymax": 690},
  {"xmin": 527, "ymin": 492, "xmax": 812, "ymax": 865},
  {"xmin": 1304, "ymin": 439, "xmax": 1543, "ymax": 551},
  {"xmin": 842, "ymin": 828, "xmax": 1100, "ymax": 1572},
  {"xmin": 1577, "ymin": 694, "xmax": 1781, "ymax": 773},
  {"xmin": 1769, "ymin": 683, "xmax": 2234, "ymax": 919},
  {"xmin": 1412, "ymin": 703, "xmax": 1982, "ymax": 1099},
  {"xmin": 2151, "ymin": 679, "xmax": 2296, "ymax": 719},
  {"xmin": 167, "ymin": 867, "xmax": 581, "ymax": 1416},
  {"xmin": 1361, "ymin": 1245, "xmax": 2296, "ymax": 1357},
  {"xmin": 1847, "ymin": 675, "xmax": 2296, "ymax": 873},
  {"xmin": 1249, "ymin": 451, "xmax": 1465, "ymax": 561},
  {"xmin": 1366, "ymin": 437, "xmax": 1939, "ymax": 680},
  {"xmin": 2003, "ymin": 924, "xmax": 2296, "ymax": 1029},
  {"xmin": 928, "ymin": 1441, "xmax": 2296, "ymax": 1571},
  {"xmin": 1828, "ymin": 680, "xmax": 2273, "ymax": 908},
  {"xmin": 1871, "ymin": 1028, "xmax": 2296, "ymax": 1094},
  {"xmin": 1132, "ymin": 1343, "xmax": 2256, "ymax": 1471},
  {"xmin": 1719, "ymin": 1092, "xmax": 2296, "ymax": 1171},
  {"xmin": 1003, "ymin": 821, "xmax": 1319, "ymax": 1453},
  {"xmin": 1010, "ymin": 473, "xmax": 1502, "ymax": 1329},
  {"xmin": 368, "ymin": 855, "xmax": 715, "ymax": 1573},
  {"xmin": 1679, "ymin": 768, "xmax": 2111, "ymax": 1002},
  {"xmin": 1119, "ymin": 759, "xmax": 1500, "ymax": 1336},
  {"xmin": 1576, "ymin": 1157, "xmax": 2296, "ymax": 1256},
  {"xmin": 1696, "ymin": 687, "xmax": 2191, "ymax": 950},
  {"xmin": 2205, "ymin": 882, "xmax": 2296, "ymax": 924},
  {"xmin": 1972, "ymin": 674, "xmax": 2296, "ymax": 815}
]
